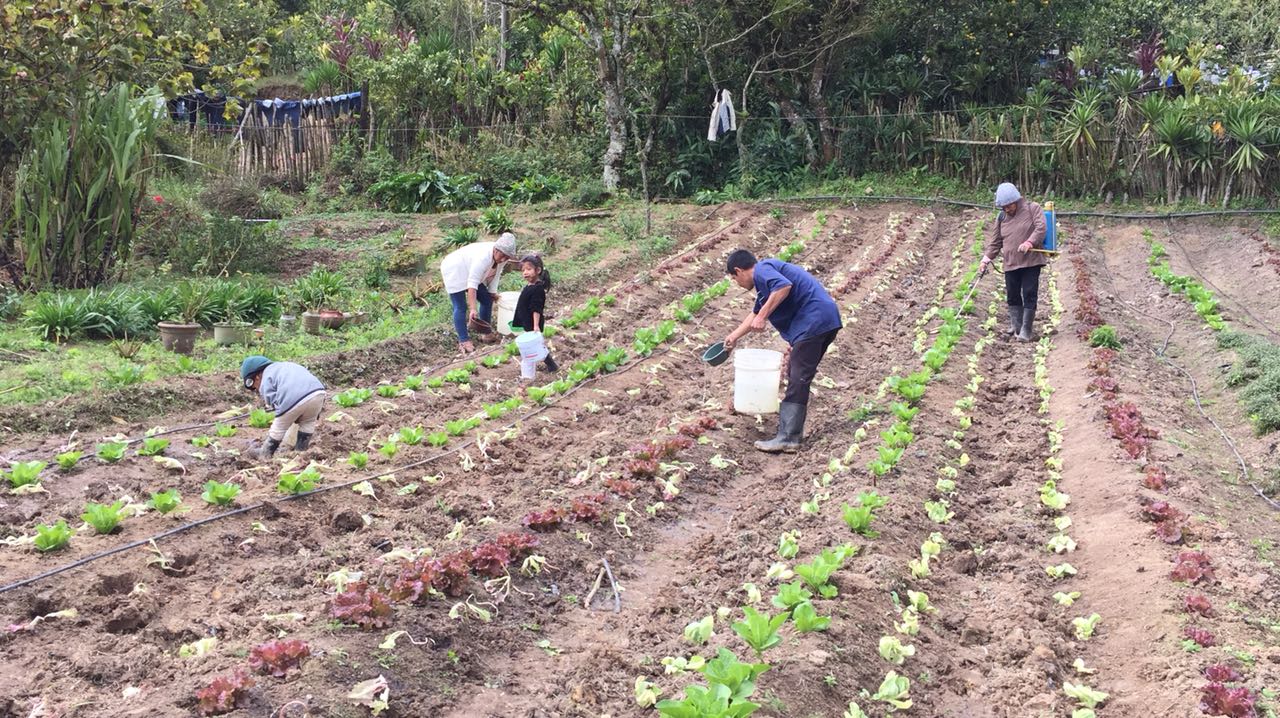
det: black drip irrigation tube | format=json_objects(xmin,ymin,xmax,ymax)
[{"xmin": 758, "ymin": 193, "xmax": 1280, "ymax": 221}]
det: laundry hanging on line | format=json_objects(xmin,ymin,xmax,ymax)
[
  {"xmin": 167, "ymin": 90, "xmax": 363, "ymax": 134},
  {"xmin": 707, "ymin": 89, "xmax": 737, "ymax": 142}
]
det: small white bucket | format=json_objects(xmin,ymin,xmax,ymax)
[
  {"xmin": 515, "ymin": 330, "xmax": 547, "ymax": 359},
  {"xmin": 496, "ymin": 291, "xmax": 521, "ymax": 335},
  {"xmin": 733, "ymin": 348, "xmax": 783, "ymax": 414}
]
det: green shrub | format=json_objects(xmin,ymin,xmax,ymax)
[
  {"xmin": 443, "ymin": 226, "xmax": 480, "ymax": 247},
  {"xmin": 25, "ymin": 293, "xmax": 100, "ymax": 342},
  {"xmin": 568, "ymin": 178, "xmax": 610, "ymax": 208},
  {"xmin": 504, "ymin": 174, "xmax": 566, "ymax": 204},
  {"xmin": 479, "ymin": 206, "xmax": 513, "ymax": 234}
]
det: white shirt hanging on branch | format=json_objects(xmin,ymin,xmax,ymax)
[{"xmin": 707, "ymin": 89, "xmax": 737, "ymax": 142}]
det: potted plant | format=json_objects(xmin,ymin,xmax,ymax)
[
  {"xmin": 212, "ymin": 305, "xmax": 252, "ymax": 346},
  {"xmin": 158, "ymin": 282, "xmax": 209, "ymax": 354},
  {"xmin": 279, "ymin": 288, "xmax": 301, "ymax": 333},
  {"xmin": 294, "ymin": 267, "xmax": 347, "ymax": 334}
]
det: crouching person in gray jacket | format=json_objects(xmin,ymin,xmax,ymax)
[{"xmin": 240, "ymin": 355, "xmax": 327, "ymax": 460}]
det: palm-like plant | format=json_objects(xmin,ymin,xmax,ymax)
[{"xmin": 1220, "ymin": 101, "xmax": 1272, "ymax": 203}]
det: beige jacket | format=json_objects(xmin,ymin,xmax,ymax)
[{"xmin": 985, "ymin": 199, "xmax": 1048, "ymax": 272}]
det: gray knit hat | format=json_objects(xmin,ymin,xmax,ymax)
[
  {"xmin": 994, "ymin": 182, "xmax": 1022, "ymax": 207},
  {"xmin": 494, "ymin": 232, "xmax": 518, "ymax": 259}
]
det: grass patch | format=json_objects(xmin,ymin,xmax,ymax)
[{"xmin": 1218, "ymin": 329, "xmax": 1280, "ymax": 435}]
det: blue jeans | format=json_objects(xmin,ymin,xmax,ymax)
[{"xmin": 449, "ymin": 286, "xmax": 493, "ymax": 342}]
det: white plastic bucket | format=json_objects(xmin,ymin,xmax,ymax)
[
  {"xmin": 496, "ymin": 291, "xmax": 521, "ymax": 335},
  {"xmin": 733, "ymin": 348, "xmax": 783, "ymax": 414},
  {"xmin": 515, "ymin": 330, "xmax": 546, "ymax": 359}
]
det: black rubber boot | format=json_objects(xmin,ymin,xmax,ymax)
[
  {"xmin": 1017, "ymin": 303, "xmax": 1036, "ymax": 342},
  {"xmin": 295, "ymin": 432, "xmax": 313, "ymax": 451},
  {"xmin": 543, "ymin": 354, "xmax": 558, "ymax": 372},
  {"xmin": 1007, "ymin": 306, "xmax": 1023, "ymax": 336},
  {"xmin": 754, "ymin": 402, "xmax": 807, "ymax": 453},
  {"xmin": 255, "ymin": 437, "xmax": 281, "ymax": 461}
]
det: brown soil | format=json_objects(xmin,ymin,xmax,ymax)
[{"xmin": 2, "ymin": 205, "xmax": 1278, "ymax": 718}]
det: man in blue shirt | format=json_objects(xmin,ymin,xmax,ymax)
[{"xmin": 723, "ymin": 249, "xmax": 842, "ymax": 452}]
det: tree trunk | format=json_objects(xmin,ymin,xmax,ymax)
[
  {"xmin": 809, "ymin": 47, "xmax": 835, "ymax": 166},
  {"xmin": 498, "ymin": 4, "xmax": 509, "ymax": 71},
  {"xmin": 590, "ymin": 26, "xmax": 626, "ymax": 191},
  {"xmin": 778, "ymin": 99, "xmax": 817, "ymax": 169}
]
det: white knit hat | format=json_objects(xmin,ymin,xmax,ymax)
[
  {"xmin": 494, "ymin": 232, "xmax": 518, "ymax": 258},
  {"xmin": 994, "ymin": 182, "xmax": 1022, "ymax": 207}
]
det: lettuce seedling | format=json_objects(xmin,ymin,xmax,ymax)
[
  {"xmin": 923, "ymin": 500, "xmax": 953, "ymax": 524},
  {"xmin": 841, "ymin": 502, "xmax": 879, "ymax": 537},
  {"xmin": 190, "ymin": 435, "xmax": 213, "ymax": 448},
  {"xmin": 777, "ymin": 531, "xmax": 799, "ymax": 559},
  {"xmin": 683, "ymin": 615, "xmax": 714, "ymax": 645},
  {"xmin": 379, "ymin": 442, "xmax": 399, "ymax": 459},
  {"xmin": 482, "ymin": 355, "xmax": 503, "ymax": 368},
  {"xmin": 1046, "ymin": 563, "xmax": 1078, "ymax": 579},
  {"xmin": 1063, "ymin": 682, "xmax": 1108, "ymax": 709},
  {"xmin": 1072, "ymin": 613, "xmax": 1101, "ymax": 640},
  {"xmin": 770, "ymin": 581, "xmax": 813, "ymax": 610},
  {"xmin": 348, "ymin": 451, "xmax": 369, "ymax": 469},
  {"xmin": 1048, "ymin": 534, "xmax": 1077, "ymax": 553},
  {"xmin": 398, "ymin": 426, "xmax": 425, "ymax": 445},
  {"xmin": 895, "ymin": 609, "xmax": 920, "ymax": 636},
  {"xmin": 935, "ymin": 478, "xmax": 957, "ymax": 495},
  {"xmin": 6, "ymin": 460, "xmax": 46, "ymax": 488},
  {"xmin": 195, "ymin": 671, "xmax": 255, "ymax": 715},
  {"xmin": 878, "ymin": 636, "xmax": 916, "ymax": 665},
  {"xmin": 82, "ymin": 500, "xmax": 126, "ymax": 534},
  {"xmin": 871, "ymin": 671, "xmax": 912, "ymax": 710},
  {"xmin": 377, "ymin": 384, "xmax": 402, "ymax": 398},
  {"xmin": 277, "ymin": 471, "xmax": 315, "ymax": 495},
  {"xmin": 906, "ymin": 590, "xmax": 936, "ymax": 615},
  {"xmin": 426, "ymin": 376, "xmax": 445, "ymax": 389},
  {"xmin": 1053, "ymin": 591, "xmax": 1081, "ymax": 607},
  {"xmin": 443, "ymin": 368, "xmax": 471, "ymax": 384},
  {"xmin": 794, "ymin": 545, "xmax": 856, "ymax": 597},
  {"xmin": 791, "ymin": 601, "xmax": 831, "ymax": 632},
  {"xmin": 148, "ymin": 489, "xmax": 184, "ymax": 514},
  {"xmin": 427, "ymin": 432, "xmax": 449, "ymax": 448},
  {"xmin": 334, "ymin": 388, "xmax": 372, "ymax": 407},
  {"xmin": 732, "ymin": 606, "xmax": 789, "ymax": 658},
  {"xmin": 444, "ymin": 419, "xmax": 471, "ymax": 437},
  {"xmin": 248, "ymin": 638, "xmax": 311, "ymax": 677},
  {"xmin": 55, "ymin": 451, "xmax": 82, "ymax": 471},
  {"xmin": 329, "ymin": 581, "xmax": 394, "ymax": 629},
  {"xmin": 96, "ymin": 441, "xmax": 127, "ymax": 462},
  {"xmin": 856, "ymin": 490, "xmax": 888, "ymax": 510},
  {"xmin": 214, "ymin": 423, "xmax": 237, "ymax": 438},
  {"xmin": 33, "ymin": 520, "xmax": 73, "ymax": 551},
  {"xmin": 137, "ymin": 437, "xmax": 170, "ymax": 456},
  {"xmin": 201, "ymin": 480, "xmax": 241, "ymax": 506},
  {"xmin": 402, "ymin": 375, "xmax": 424, "ymax": 391},
  {"xmin": 700, "ymin": 647, "xmax": 768, "ymax": 703},
  {"xmin": 248, "ymin": 409, "xmax": 272, "ymax": 428}
]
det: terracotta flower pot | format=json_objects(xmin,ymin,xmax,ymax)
[
  {"xmin": 158, "ymin": 322, "xmax": 201, "ymax": 355},
  {"xmin": 318, "ymin": 309, "xmax": 346, "ymax": 330}
]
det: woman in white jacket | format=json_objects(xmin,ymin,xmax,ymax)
[{"xmin": 440, "ymin": 232, "xmax": 518, "ymax": 352}]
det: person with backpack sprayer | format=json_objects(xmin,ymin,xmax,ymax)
[
  {"xmin": 981, "ymin": 182, "xmax": 1049, "ymax": 342},
  {"xmin": 722, "ymin": 249, "xmax": 843, "ymax": 453},
  {"xmin": 240, "ymin": 355, "xmax": 327, "ymax": 460}
]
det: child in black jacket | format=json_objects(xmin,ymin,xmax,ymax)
[{"xmin": 512, "ymin": 254, "xmax": 558, "ymax": 379}]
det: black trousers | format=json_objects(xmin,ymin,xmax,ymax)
[
  {"xmin": 1004, "ymin": 265, "xmax": 1042, "ymax": 307},
  {"xmin": 784, "ymin": 328, "xmax": 839, "ymax": 406}
]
